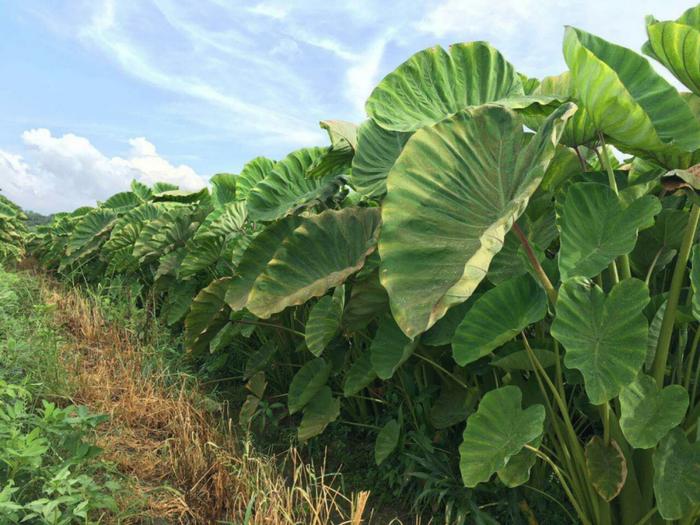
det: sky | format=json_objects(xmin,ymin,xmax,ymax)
[{"xmin": 0, "ymin": 0, "xmax": 694, "ymax": 214}]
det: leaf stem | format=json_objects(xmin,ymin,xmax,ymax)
[
  {"xmin": 512, "ymin": 223, "xmax": 557, "ymax": 304},
  {"xmin": 525, "ymin": 445, "xmax": 591, "ymax": 525},
  {"xmin": 653, "ymin": 204, "xmax": 700, "ymax": 386},
  {"xmin": 597, "ymin": 132, "xmax": 632, "ymax": 280},
  {"xmin": 413, "ymin": 352, "xmax": 469, "ymax": 390}
]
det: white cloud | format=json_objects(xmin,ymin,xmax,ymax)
[
  {"xmin": 417, "ymin": 0, "xmax": 544, "ymax": 38},
  {"xmin": 345, "ymin": 37, "xmax": 390, "ymax": 114},
  {"xmin": 0, "ymin": 129, "xmax": 205, "ymax": 214},
  {"xmin": 247, "ymin": 2, "xmax": 289, "ymax": 20}
]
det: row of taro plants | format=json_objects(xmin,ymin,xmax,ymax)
[
  {"xmin": 30, "ymin": 5, "xmax": 700, "ymax": 524},
  {"xmin": 0, "ymin": 195, "xmax": 28, "ymax": 265}
]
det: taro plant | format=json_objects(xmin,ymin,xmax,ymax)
[
  {"xmin": 28, "ymin": 5, "xmax": 700, "ymax": 523},
  {"xmin": 0, "ymin": 195, "xmax": 28, "ymax": 265}
]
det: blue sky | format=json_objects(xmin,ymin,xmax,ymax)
[{"xmin": 0, "ymin": 0, "xmax": 694, "ymax": 213}]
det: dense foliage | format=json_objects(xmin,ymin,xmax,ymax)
[
  {"xmin": 0, "ymin": 196, "xmax": 28, "ymax": 264},
  {"xmin": 29, "ymin": 5, "xmax": 700, "ymax": 524}
]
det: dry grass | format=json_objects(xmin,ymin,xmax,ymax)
[{"xmin": 35, "ymin": 277, "xmax": 413, "ymax": 524}]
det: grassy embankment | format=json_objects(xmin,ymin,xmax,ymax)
[{"xmin": 0, "ymin": 264, "xmax": 416, "ymax": 524}]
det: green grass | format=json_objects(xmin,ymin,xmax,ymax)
[{"xmin": 0, "ymin": 265, "xmax": 124, "ymax": 524}]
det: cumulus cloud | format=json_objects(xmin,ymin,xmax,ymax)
[{"xmin": 0, "ymin": 129, "xmax": 205, "ymax": 214}]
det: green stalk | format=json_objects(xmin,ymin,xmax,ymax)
[
  {"xmin": 684, "ymin": 326, "xmax": 700, "ymax": 391},
  {"xmin": 523, "ymin": 335, "xmax": 599, "ymax": 519},
  {"xmin": 597, "ymin": 133, "xmax": 632, "ymax": 280},
  {"xmin": 513, "ymin": 223, "xmax": 557, "ymax": 304},
  {"xmin": 525, "ymin": 446, "xmax": 592, "ymax": 525},
  {"xmin": 652, "ymin": 204, "xmax": 700, "ymax": 386}
]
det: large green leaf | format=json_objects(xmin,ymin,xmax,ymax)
[
  {"xmin": 379, "ymin": 103, "xmax": 575, "ymax": 338},
  {"xmin": 653, "ymin": 428, "xmax": 700, "ymax": 520},
  {"xmin": 210, "ymin": 173, "xmax": 238, "ymax": 209},
  {"xmin": 246, "ymin": 208, "xmax": 381, "ymax": 318},
  {"xmin": 459, "ymin": 386, "xmax": 545, "ymax": 488},
  {"xmin": 557, "ymin": 182, "xmax": 661, "ymax": 280},
  {"xmin": 523, "ymin": 72, "xmax": 597, "ymax": 148},
  {"xmin": 370, "ymin": 314, "xmax": 418, "ymax": 380},
  {"xmin": 184, "ymin": 277, "xmax": 231, "ymax": 354},
  {"xmin": 430, "ymin": 380, "xmax": 478, "ymax": 429},
  {"xmin": 341, "ymin": 270, "xmax": 389, "ymax": 332},
  {"xmin": 619, "ymin": 374, "xmax": 688, "ymax": 449},
  {"xmin": 288, "ymin": 358, "xmax": 331, "ymax": 415},
  {"xmin": 552, "ymin": 278, "xmax": 650, "ymax": 404},
  {"xmin": 350, "ymin": 120, "xmax": 412, "ymax": 198},
  {"xmin": 563, "ymin": 26, "xmax": 700, "ymax": 154},
  {"xmin": 421, "ymin": 298, "xmax": 476, "ymax": 347},
  {"xmin": 631, "ymin": 208, "xmax": 688, "ymax": 276},
  {"xmin": 297, "ymin": 386, "xmax": 340, "ymax": 441},
  {"xmin": 497, "ymin": 435, "xmax": 542, "ymax": 488},
  {"xmin": 307, "ymin": 120, "xmax": 357, "ymax": 179},
  {"xmin": 235, "ymin": 157, "xmax": 275, "ymax": 202},
  {"xmin": 225, "ymin": 215, "xmax": 303, "ymax": 311},
  {"xmin": 305, "ymin": 292, "xmax": 344, "ymax": 357},
  {"xmin": 343, "ymin": 351, "xmax": 377, "ymax": 396},
  {"xmin": 585, "ymin": 437, "xmax": 627, "ymax": 502},
  {"xmin": 375, "ymin": 419, "xmax": 400, "ymax": 465},
  {"xmin": 102, "ymin": 191, "xmax": 141, "ymax": 213},
  {"xmin": 365, "ymin": 42, "xmax": 524, "ymax": 132},
  {"xmin": 65, "ymin": 208, "xmax": 117, "ymax": 256},
  {"xmin": 452, "ymin": 275, "xmax": 547, "ymax": 366},
  {"xmin": 246, "ymin": 147, "xmax": 343, "ymax": 222},
  {"xmin": 644, "ymin": 6, "xmax": 700, "ymax": 96}
]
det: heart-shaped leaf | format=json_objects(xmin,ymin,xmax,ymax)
[
  {"xmin": 644, "ymin": 6, "xmax": 700, "ymax": 96},
  {"xmin": 246, "ymin": 208, "xmax": 381, "ymax": 318},
  {"xmin": 370, "ymin": 314, "xmax": 418, "ymax": 380},
  {"xmin": 210, "ymin": 173, "xmax": 238, "ymax": 209},
  {"xmin": 375, "ymin": 419, "xmax": 400, "ymax": 465},
  {"xmin": 225, "ymin": 215, "xmax": 303, "ymax": 311},
  {"xmin": 563, "ymin": 26, "xmax": 700, "ymax": 154},
  {"xmin": 298, "ymin": 386, "xmax": 340, "ymax": 442},
  {"xmin": 430, "ymin": 380, "xmax": 478, "ymax": 429},
  {"xmin": 305, "ymin": 292, "xmax": 344, "ymax": 357},
  {"xmin": 497, "ymin": 435, "xmax": 542, "ymax": 488},
  {"xmin": 350, "ymin": 119, "xmax": 412, "ymax": 198},
  {"xmin": 552, "ymin": 278, "xmax": 650, "ymax": 404},
  {"xmin": 184, "ymin": 277, "xmax": 232, "ymax": 354},
  {"xmin": 235, "ymin": 157, "xmax": 276, "ymax": 202},
  {"xmin": 366, "ymin": 42, "xmax": 524, "ymax": 132},
  {"xmin": 343, "ymin": 351, "xmax": 376, "ymax": 397},
  {"xmin": 631, "ymin": 209, "xmax": 688, "ymax": 276},
  {"xmin": 523, "ymin": 72, "xmax": 597, "ymax": 148},
  {"xmin": 246, "ymin": 147, "xmax": 343, "ymax": 222},
  {"xmin": 452, "ymin": 274, "xmax": 547, "ymax": 366},
  {"xmin": 585, "ymin": 437, "xmax": 627, "ymax": 502},
  {"xmin": 341, "ymin": 271, "xmax": 389, "ymax": 332},
  {"xmin": 653, "ymin": 428, "xmax": 700, "ymax": 520},
  {"xmin": 379, "ymin": 103, "xmax": 575, "ymax": 338},
  {"xmin": 557, "ymin": 182, "xmax": 661, "ymax": 281},
  {"xmin": 619, "ymin": 374, "xmax": 688, "ymax": 449},
  {"xmin": 459, "ymin": 386, "xmax": 545, "ymax": 488},
  {"xmin": 288, "ymin": 358, "xmax": 331, "ymax": 415}
]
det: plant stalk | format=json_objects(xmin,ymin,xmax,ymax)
[
  {"xmin": 652, "ymin": 204, "xmax": 700, "ymax": 386},
  {"xmin": 597, "ymin": 133, "xmax": 632, "ymax": 280},
  {"xmin": 513, "ymin": 223, "xmax": 557, "ymax": 304}
]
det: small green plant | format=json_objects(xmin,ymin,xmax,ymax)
[{"xmin": 0, "ymin": 380, "xmax": 119, "ymax": 524}]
